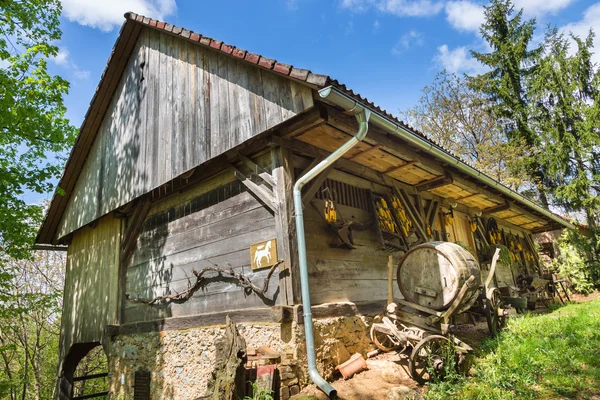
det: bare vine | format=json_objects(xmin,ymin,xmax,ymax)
[{"xmin": 126, "ymin": 260, "xmax": 283, "ymax": 305}]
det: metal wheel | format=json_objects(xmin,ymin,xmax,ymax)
[
  {"xmin": 485, "ymin": 288, "xmax": 507, "ymax": 336},
  {"xmin": 409, "ymin": 335, "xmax": 454, "ymax": 385},
  {"xmin": 370, "ymin": 320, "xmax": 405, "ymax": 353}
]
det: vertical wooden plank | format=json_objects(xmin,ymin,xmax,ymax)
[
  {"xmin": 238, "ymin": 61, "xmax": 253, "ymax": 143},
  {"xmin": 217, "ymin": 52, "xmax": 230, "ymax": 156},
  {"xmin": 160, "ymin": 33, "xmax": 174, "ymax": 184},
  {"xmin": 137, "ymin": 33, "xmax": 149, "ymax": 194},
  {"xmin": 261, "ymin": 71, "xmax": 283, "ymax": 129},
  {"xmin": 247, "ymin": 62, "xmax": 266, "ymax": 135},
  {"xmin": 290, "ymin": 81, "xmax": 305, "ymax": 114},
  {"xmin": 228, "ymin": 56, "xmax": 242, "ymax": 148},
  {"xmin": 280, "ymin": 80, "xmax": 296, "ymax": 121},
  {"xmin": 192, "ymin": 45, "xmax": 205, "ymax": 166},
  {"xmin": 208, "ymin": 49, "xmax": 220, "ymax": 159},
  {"xmin": 144, "ymin": 30, "xmax": 158, "ymax": 191},
  {"xmin": 186, "ymin": 41, "xmax": 197, "ymax": 168},
  {"xmin": 171, "ymin": 37, "xmax": 184, "ymax": 177}
]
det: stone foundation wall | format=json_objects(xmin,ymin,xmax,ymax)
[{"xmin": 106, "ymin": 315, "xmax": 376, "ymax": 399}]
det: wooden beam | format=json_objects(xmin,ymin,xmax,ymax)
[
  {"xmin": 228, "ymin": 163, "xmax": 277, "ymax": 214},
  {"xmin": 427, "ymin": 201, "xmax": 440, "ymax": 227},
  {"xmin": 120, "ymin": 198, "xmax": 151, "ymax": 265},
  {"xmin": 301, "ymin": 164, "xmax": 334, "ymax": 205},
  {"xmin": 483, "ymin": 202, "xmax": 510, "ymax": 215},
  {"xmin": 415, "ymin": 173, "xmax": 454, "ymax": 192},
  {"xmin": 456, "ymin": 192, "xmax": 480, "ymax": 201},
  {"xmin": 271, "ymin": 136, "xmax": 388, "ymax": 187},
  {"xmin": 349, "ymin": 144, "xmax": 383, "ymax": 161},
  {"xmin": 298, "ymin": 155, "xmax": 325, "ymax": 178},
  {"xmin": 320, "ymin": 103, "xmax": 552, "ymax": 230},
  {"xmin": 238, "ymin": 154, "xmax": 276, "ymax": 188},
  {"xmin": 279, "ymin": 104, "xmax": 327, "ymax": 139},
  {"xmin": 384, "ymin": 160, "xmax": 417, "ymax": 174},
  {"xmin": 393, "ymin": 185, "xmax": 428, "ymax": 241}
]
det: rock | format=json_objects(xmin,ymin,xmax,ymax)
[{"xmin": 386, "ymin": 385, "xmax": 420, "ymax": 400}]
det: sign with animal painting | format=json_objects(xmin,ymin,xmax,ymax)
[{"xmin": 250, "ymin": 239, "xmax": 277, "ymax": 271}]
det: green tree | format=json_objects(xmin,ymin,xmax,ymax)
[
  {"xmin": 469, "ymin": 0, "xmax": 549, "ymax": 206},
  {"xmin": 530, "ymin": 29, "xmax": 600, "ymax": 262},
  {"xmin": 401, "ymin": 70, "xmax": 529, "ymax": 191},
  {"xmin": 0, "ymin": 0, "xmax": 77, "ymax": 260},
  {"xmin": 0, "ymin": 251, "xmax": 64, "ymax": 400}
]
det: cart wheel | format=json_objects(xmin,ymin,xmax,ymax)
[
  {"xmin": 485, "ymin": 288, "xmax": 507, "ymax": 336},
  {"xmin": 409, "ymin": 335, "xmax": 454, "ymax": 385},
  {"xmin": 370, "ymin": 322, "xmax": 404, "ymax": 353}
]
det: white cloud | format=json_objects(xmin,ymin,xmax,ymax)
[
  {"xmin": 513, "ymin": 0, "xmax": 574, "ymax": 17},
  {"xmin": 392, "ymin": 30, "xmax": 424, "ymax": 54},
  {"xmin": 378, "ymin": 0, "xmax": 444, "ymax": 16},
  {"xmin": 53, "ymin": 48, "xmax": 70, "ymax": 66},
  {"xmin": 339, "ymin": 0, "xmax": 443, "ymax": 17},
  {"xmin": 445, "ymin": 1, "xmax": 484, "ymax": 33},
  {"xmin": 434, "ymin": 44, "xmax": 487, "ymax": 74},
  {"xmin": 561, "ymin": 3, "xmax": 600, "ymax": 64},
  {"xmin": 61, "ymin": 0, "xmax": 177, "ymax": 32},
  {"xmin": 50, "ymin": 47, "xmax": 91, "ymax": 80},
  {"xmin": 373, "ymin": 19, "xmax": 380, "ymax": 30}
]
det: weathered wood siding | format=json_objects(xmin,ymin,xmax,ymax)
[
  {"xmin": 57, "ymin": 27, "xmax": 313, "ymax": 239},
  {"xmin": 123, "ymin": 171, "xmax": 279, "ymax": 323},
  {"xmin": 305, "ymin": 199, "xmax": 403, "ymax": 304},
  {"xmin": 60, "ymin": 214, "xmax": 120, "ymax": 355}
]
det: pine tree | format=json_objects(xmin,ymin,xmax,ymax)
[
  {"xmin": 530, "ymin": 28, "xmax": 600, "ymax": 257},
  {"xmin": 468, "ymin": 0, "xmax": 549, "ymax": 206}
]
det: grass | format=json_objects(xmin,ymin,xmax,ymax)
[{"xmin": 426, "ymin": 300, "xmax": 600, "ymax": 400}]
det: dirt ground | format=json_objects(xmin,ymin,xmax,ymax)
[
  {"xmin": 292, "ymin": 351, "xmax": 423, "ymax": 400},
  {"xmin": 293, "ymin": 318, "xmax": 491, "ymax": 400},
  {"xmin": 291, "ymin": 291, "xmax": 600, "ymax": 400},
  {"xmin": 292, "ymin": 292, "xmax": 600, "ymax": 400}
]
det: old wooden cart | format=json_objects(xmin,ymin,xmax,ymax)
[{"xmin": 370, "ymin": 242, "xmax": 510, "ymax": 384}]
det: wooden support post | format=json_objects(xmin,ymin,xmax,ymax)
[
  {"xmin": 118, "ymin": 197, "xmax": 151, "ymax": 324},
  {"xmin": 272, "ymin": 147, "xmax": 300, "ymax": 305}
]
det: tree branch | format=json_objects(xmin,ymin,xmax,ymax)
[{"xmin": 127, "ymin": 260, "xmax": 284, "ymax": 305}]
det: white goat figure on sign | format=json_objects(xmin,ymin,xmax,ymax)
[{"xmin": 254, "ymin": 240, "xmax": 272, "ymax": 269}]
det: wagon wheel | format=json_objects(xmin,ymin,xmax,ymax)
[
  {"xmin": 485, "ymin": 288, "xmax": 507, "ymax": 336},
  {"xmin": 370, "ymin": 318, "xmax": 405, "ymax": 353},
  {"xmin": 409, "ymin": 335, "xmax": 455, "ymax": 385}
]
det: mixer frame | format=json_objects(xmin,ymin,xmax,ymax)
[{"xmin": 370, "ymin": 248, "xmax": 512, "ymax": 384}]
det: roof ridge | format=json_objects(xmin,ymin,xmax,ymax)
[{"xmin": 123, "ymin": 11, "xmax": 331, "ymax": 87}]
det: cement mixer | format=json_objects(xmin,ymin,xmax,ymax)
[{"xmin": 370, "ymin": 242, "xmax": 512, "ymax": 384}]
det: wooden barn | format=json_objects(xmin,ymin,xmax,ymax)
[{"xmin": 36, "ymin": 12, "xmax": 574, "ymax": 400}]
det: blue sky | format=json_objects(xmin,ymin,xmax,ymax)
[{"xmin": 30, "ymin": 0, "xmax": 600, "ymax": 203}]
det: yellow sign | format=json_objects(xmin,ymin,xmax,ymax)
[{"xmin": 250, "ymin": 239, "xmax": 277, "ymax": 271}]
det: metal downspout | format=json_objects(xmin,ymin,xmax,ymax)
[{"xmin": 293, "ymin": 108, "xmax": 370, "ymax": 398}]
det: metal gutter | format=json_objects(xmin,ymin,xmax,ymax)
[
  {"xmin": 293, "ymin": 108, "xmax": 370, "ymax": 398},
  {"xmin": 318, "ymin": 86, "xmax": 575, "ymax": 231}
]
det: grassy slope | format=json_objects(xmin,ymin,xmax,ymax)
[{"xmin": 426, "ymin": 300, "xmax": 600, "ymax": 400}]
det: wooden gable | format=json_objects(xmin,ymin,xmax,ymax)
[{"xmin": 56, "ymin": 27, "xmax": 313, "ymax": 240}]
